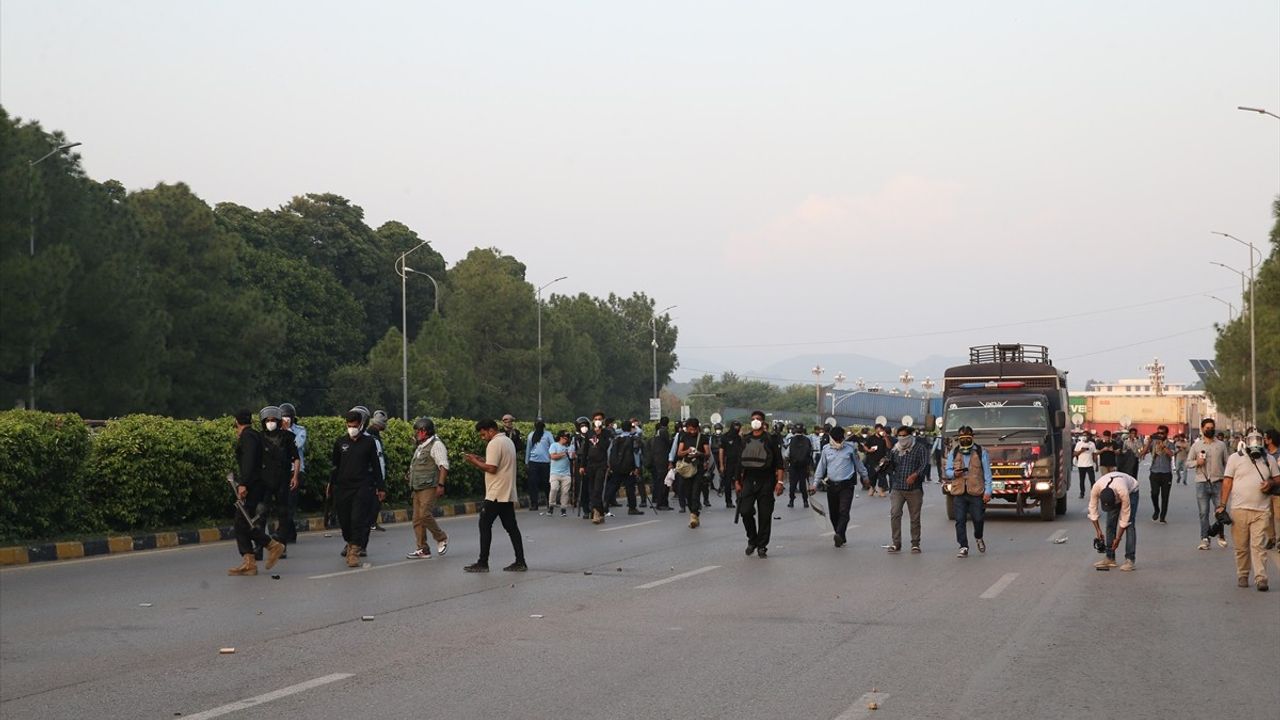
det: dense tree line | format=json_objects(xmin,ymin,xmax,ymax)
[
  {"xmin": 0, "ymin": 109, "xmax": 678, "ymax": 420},
  {"xmin": 1205, "ymin": 196, "xmax": 1280, "ymax": 429}
]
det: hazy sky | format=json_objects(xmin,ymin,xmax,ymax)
[{"xmin": 4, "ymin": 1, "xmax": 1277, "ymax": 388}]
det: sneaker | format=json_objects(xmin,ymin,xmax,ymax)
[
  {"xmin": 560, "ymin": 508, "xmax": 567, "ymax": 517},
  {"xmin": 911, "ymin": 546, "xmax": 921, "ymax": 554},
  {"xmin": 957, "ymin": 547, "xmax": 969, "ymax": 558},
  {"xmin": 1119, "ymin": 560, "xmax": 1135, "ymax": 572},
  {"xmin": 373, "ymin": 524, "xmax": 386, "ymax": 532},
  {"xmin": 1159, "ymin": 519, "xmax": 1167, "ymax": 524},
  {"xmin": 787, "ymin": 501, "xmax": 794, "ymax": 508},
  {"xmin": 1198, "ymin": 538, "xmax": 1210, "ymax": 550},
  {"xmin": 833, "ymin": 536, "xmax": 845, "ymax": 548},
  {"xmin": 1238, "ymin": 576, "xmax": 1249, "ymax": 588},
  {"xmin": 503, "ymin": 561, "xmax": 528, "ymax": 572},
  {"xmin": 605, "ymin": 511, "xmax": 614, "ymax": 518},
  {"xmin": 1217, "ymin": 537, "xmax": 1228, "ymax": 548},
  {"xmin": 745, "ymin": 544, "xmax": 757, "ymax": 556},
  {"xmin": 1258, "ymin": 578, "xmax": 1269, "ymax": 592},
  {"xmin": 437, "ymin": 542, "xmax": 448, "ymax": 557},
  {"xmin": 1152, "ymin": 511, "xmax": 1159, "ymax": 522},
  {"xmin": 976, "ymin": 539, "xmax": 986, "ymax": 553},
  {"xmin": 406, "ymin": 548, "xmax": 432, "ymax": 559},
  {"xmin": 463, "ymin": 562, "xmax": 489, "ymax": 573},
  {"xmin": 886, "ymin": 545, "xmax": 901, "ymax": 554},
  {"xmin": 726, "ymin": 502, "xmax": 735, "ymax": 508},
  {"xmin": 1093, "ymin": 558, "xmax": 1118, "ymax": 569},
  {"xmin": 757, "ymin": 547, "xmax": 768, "ymax": 558},
  {"xmin": 678, "ymin": 508, "xmax": 686, "ymax": 513},
  {"xmin": 627, "ymin": 508, "xmax": 645, "ymax": 515}
]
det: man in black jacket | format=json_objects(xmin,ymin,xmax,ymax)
[
  {"xmin": 650, "ymin": 417, "xmax": 674, "ymax": 510},
  {"xmin": 331, "ymin": 410, "xmax": 386, "ymax": 567},
  {"xmin": 718, "ymin": 420, "xmax": 743, "ymax": 509},
  {"xmin": 735, "ymin": 410, "xmax": 785, "ymax": 557},
  {"xmin": 258, "ymin": 406, "xmax": 300, "ymax": 553},
  {"xmin": 578, "ymin": 411, "xmax": 612, "ymax": 524},
  {"xmin": 228, "ymin": 409, "xmax": 285, "ymax": 576}
]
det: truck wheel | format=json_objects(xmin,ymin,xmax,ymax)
[
  {"xmin": 1040, "ymin": 494, "xmax": 1057, "ymax": 521},
  {"xmin": 945, "ymin": 494, "xmax": 955, "ymax": 521},
  {"xmin": 1055, "ymin": 493, "xmax": 1068, "ymax": 516}
]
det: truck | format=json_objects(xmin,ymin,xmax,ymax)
[{"xmin": 940, "ymin": 344, "xmax": 1071, "ymax": 521}]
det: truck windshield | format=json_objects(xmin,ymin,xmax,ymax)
[{"xmin": 945, "ymin": 406, "xmax": 1048, "ymax": 433}]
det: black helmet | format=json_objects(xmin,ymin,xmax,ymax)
[
  {"xmin": 575, "ymin": 416, "xmax": 590, "ymax": 426},
  {"xmin": 412, "ymin": 417, "xmax": 435, "ymax": 435},
  {"xmin": 279, "ymin": 402, "xmax": 297, "ymax": 419}
]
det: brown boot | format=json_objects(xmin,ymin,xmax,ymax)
[
  {"xmin": 591, "ymin": 508, "xmax": 603, "ymax": 525},
  {"xmin": 227, "ymin": 554, "xmax": 258, "ymax": 576},
  {"xmin": 346, "ymin": 545, "xmax": 361, "ymax": 568},
  {"xmin": 689, "ymin": 513, "xmax": 700, "ymax": 529},
  {"xmin": 265, "ymin": 540, "xmax": 286, "ymax": 570}
]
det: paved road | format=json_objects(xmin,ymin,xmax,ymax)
[{"xmin": 2, "ymin": 480, "xmax": 1277, "ymax": 719}]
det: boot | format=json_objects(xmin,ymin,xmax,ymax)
[
  {"xmin": 346, "ymin": 545, "xmax": 361, "ymax": 568},
  {"xmin": 265, "ymin": 540, "xmax": 286, "ymax": 570},
  {"xmin": 227, "ymin": 554, "xmax": 258, "ymax": 576},
  {"xmin": 591, "ymin": 508, "xmax": 603, "ymax": 525},
  {"xmin": 689, "ymin": 513, "xmax": 700, "ymax": 529}
]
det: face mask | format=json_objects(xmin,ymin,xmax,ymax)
[
  {"xmin": 958, "ymin": 437, "xmax": 974, "ymax": 449},
  {"xmin": 265, "ymin": 421, "xmax": 278, "ymax": 432},
  {"xmin": 896, "ymin": 436, "xmax": 913, "ymax": 450},
  {"xmin": 1203, "ymin": 429, "xmax": 1215, "ymax": 439},
  {"xmin": 715, "ymin": 430, "xmax": 722, "ymax": 436},
  {"xmin": 347, "ymin": 427, "xmax": 360, "ymax": 439},
  {"xmin": 594, "ymin": 419, "xmax": 603, "ymax": 428},
  {"xmin": 750, "ymin": 419, "xmax": 763, "ymax": 431},
  {"xmin": 579, "ymin": 425, "xmax": 588, "ymax": 434}
]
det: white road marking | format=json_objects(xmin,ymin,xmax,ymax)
[
  {"xmin": 308, "ymin": 559, "xmax": 418, "ymax": 580},
  {"xmin": 1047, "ymin": 528, "xmax": 1068, "ymax": 543},
  {"xmin": 598, "ymin": 519, "xmax": 661, "ymax": 532},
  {"xmin": 980, "ymin": 572, "xmax": 1019, "ymax": 599},
  {"xmin": 833, "ymin": 691, "xmax": 891, "ymax": 719},
  {"xmin": 182, "ymin": 673, "xmax": 353, "ymax": 720},
  {"xmin": 635, "ymin": 565, "xmax": 720, "ymax": 589}
]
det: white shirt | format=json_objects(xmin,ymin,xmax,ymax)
[
  {"xmin": 1088, "ymin": 471, "xmax": 1140, "ymax": 528},
  {"xmin": 1074, "ymin": 440, "xmax": 1097, "ymax": 468},
  {"xmin": 1223, "ymin": 453, "xmax": 1279, "ymax": 513}
]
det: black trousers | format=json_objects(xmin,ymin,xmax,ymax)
[
  {"xmin": 234, "ymin": 486, "xmax": 273, "ymax": 556},
  {"xmin": 683, "ymin": 470, "xmax": 705, "ymax": 514},
  {"xmin": 527, "ymin": 461, "xmax": 549, "ymax": 510},
  {"xmin": 478, "ymin": 500, "xmax": 524, "ymax": 565},
  {"xmin": 738, "ymin": 479, "xmax": 776, "ymax": 548},
  {"xmin": 282, "ymin": 473, "xmax": 303, "ymax": 544},
  {"xmin": 1149, "ymin": 471, "xmax": 1173, "ymax": 521},
  {"xmin": 587, "ymin": 465, "xmax": 608, "ymax": 513},
  {"xmin": 652, "ymin": 462, "xmax": 670, "ymax": 507},
  {"xmin": 788, "ymin": 464, "xmax": 810, "ymax": 504},
  {"xmin": 613, "ymin": 471, "xmax": 640, "ymax": 509},
  {"xmin": 826, "ymin": 480, "xmax": 855, "ymax": 540},
  {"xmin": 723, "ymin": 462, "xmax": 740, "ymax": 506},
  {"xmin": 258, "ymin": 479, "xmax": 293, "ymax": 545},
  {"xmin": 335, "ymin": 484, "xmax": 374, "ymax": 550},
  {"xmin": 1077, "ymin": 466, "xmax": 1096, "ymax": 498}
]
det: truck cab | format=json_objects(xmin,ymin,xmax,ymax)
[{"xmin": 941, "ymin": 344, "xmax": 1071, "ymax": 521}]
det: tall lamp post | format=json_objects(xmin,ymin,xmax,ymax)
[
  {"xmin": 1212, "ymin": 232, "xmax": 1262, "ymax": 428},
  {"xmin": 536, "ymin": 276, "xmax": 568, "ymax": 418},
  {"xmin": 396, "ymin": 241, "xmax": 430, "ymax": 421},
  {"xmin": 26, "ymin": 140, "xmax": 82, "ymax": 409},
  {"xmin": 899, "ymin": 370, "xmax": 914, "ymax": 397},
  {"xmin": 1205, "ymin": 294, "xmax": 1235, "ymax": 323},
  {"xmin": 402, "ymin": 266, "xmax": 439, "ymax": 315},
  {"xmin": 921, "ymin": 376, "xmax": 936, "ymax": 424},
  {"xmin": 811, "ymin": 365, "xmax": 824, "ymax": 420},
  {"xmin": 651, "ymin": 304, "xmax": 677, "ymax": 401},
  {"xmin": 1237, "ymin": 105, "xmax": 1280, "ymax": 120}
]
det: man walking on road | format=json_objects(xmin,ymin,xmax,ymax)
[
  {"xmin": 811, "ymin": 424, "xmax": 866, "ymax": 548},
  {"xmin": 735, "ymin": 410, "xmax": 784, "ymax": 557},
  {"xmin": 1142, "ymin": 424, "xmax": 1175, "ymax": 523},
  {"xmin": 405, "ymin": 417, "xmax": 449, "ymax": 560},
  {"xmin": 649, "ymin": 417, "xmax": 674, "ymax": 511},
  {"xmin": 1190, "ymin": 418, "xmax": 1231, "ymax": 550},
  {"xmin": 228, "ymin": 410, "xmax": 285, "ymax": 576},
  {"xmin": 786, "ymin": 423, "xmax": 812, "ymax": 509},
  {"xmin": 1219, "ymin": 431, "xmax": 1278, "ymax": 591},
  {"xmin": 331, "ymin": 411, "xmax": 385, "ymax": 567},
  {"xmin": 463, "ymin": 419, "xmax": 527, "ymax": 573},
  {"xmin": 580, "ymin": 411, "xmax": 612, "ymax": 524},
  {"xmin": 1089, "ymin": 470, "xmax": 1140, "ymax": 571},
  {"xmin": 547, "ymin": 430, "xmax": 574, "ymax": 517},
  {"xmin": 886, "ymin": 426, "xmax": 930, "ymax": 554},
  {"xmin": 718, "ymin": 420, "xmax": 743, "ymax": 509},
  {"xmin": 862, "ymin": 424, "xmax": 891, "ymax": 496},
  {"xmin": 1074, "ymin": 432, "xmax": 1098, "ymax": 499},
  {"xmin": 258, "ymin": 406, "xmax": 300, "ymax": 556},
  {"xmin": 944, "ymin": 426, "xmax": 992, "ymax": 558}
]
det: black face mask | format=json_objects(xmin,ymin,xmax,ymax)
[{"xmin": 1204, "ymin": 429, "xmax": 1216, "ymax": 439}]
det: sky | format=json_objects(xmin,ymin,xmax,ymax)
[{"xmin": 3, "ymin": 1, "xmax": 1277, "ymax": 390}]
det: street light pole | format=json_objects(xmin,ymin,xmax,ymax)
[
  {"xmin": 652, "ymin": 305, "xmax": 677, "ymax": 400},
  {"xmin": 1237, "ymin": 105, "xmax": 1280, "ymax": 120},
  {"xmin": 26, "ymin": 140, "xmax": 82, "ymax": 409},
  {"xmin": 1213, "ymin": 232, "xmax": 1262, "ymax": 428},
  {"xmin": 396, "ymin": 240, "xmax": 429, "ymax": 421},
  {"xmin": 811, "ymin": 365, "xmax": 824, "ymax": 420},
  {"xmin": 536, "ymin": 276, "xmax": 568, "ymax": 418},
  {"xmin": 1206, "ymin": 295, "xmax": 1235, "ymax": 323},
  {"xmin": 402, "ymin": 266, "xmax": 439, "ymax": 315}
]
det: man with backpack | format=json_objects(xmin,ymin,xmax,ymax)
[
  {"xmin": 608, "ymin": 420, "xmax": 645, "ymax": 516},
  {"xmin": 944, "ymin": 425, "xmax": 992, "ymax": 558},
  {"xmin": 735, "ymin": 410, "xmax": 785, "ymax": 557},
  {"xmin": 786, "ymin": 423, "xmax": 813, "ymax": 509}
]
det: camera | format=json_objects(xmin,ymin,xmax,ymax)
[
  {"xmin": 1093, "ymin": 536, "xmax": 1107, "ymax": 554},
  {"xmin": 1207, "ymin": 508, "xmax": 1234, "ymax": 537}
]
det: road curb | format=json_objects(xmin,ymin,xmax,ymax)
[{"xmin": 0, "ymin": 499, "xmax": 524, "ymax": 566}]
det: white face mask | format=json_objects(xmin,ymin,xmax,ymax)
[
  {"xmin": 347, "ymin": 427, "xmax": 360, "ymax": 439},
  {"xmin": 579, "ymin": 425, "xmax": 588, "ymax": 434},
  {"xmin": 593, "ymin": 419, "xmax": 603, "ymax": 428},
  {"xmin": 265, "ymin": 421, "xmax": 278, "ymax": 432},
  {"xmin": 750, "ymin": 419, "xmax": 763, "ymax": 431}
]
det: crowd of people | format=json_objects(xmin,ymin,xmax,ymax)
[{"xmin": 225, "ymin": 406, "xmax": 1279, "ymax": 591}]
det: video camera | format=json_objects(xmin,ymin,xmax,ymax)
[
  {"xmin": 1207, "ymin": 508, "xmax": 1234, "ymax": 538},
  {"xmin": 1093, "ymin": 536, "xmax": 1107, "ymax": 554}
]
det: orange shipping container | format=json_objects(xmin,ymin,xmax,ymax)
[{"xmin": 1087, "ymin": 396, "xmax": 1186, "ymax": 425}]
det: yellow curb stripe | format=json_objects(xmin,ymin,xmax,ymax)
[
  {"xmin": 0, "ymin": 546, "xmax": 30, "ymax": 565},
  {"xmin": 198, "ymin": 528, "xmax": 221, "ymax": 543},
  {"xmin": 154, "ymin": 532, "xmax": 178, "ymax": 548},
  {"xmin": 108, "ymin": 536, "xmax": 133, "ymax": 553},
  {"xmin": 55, "ymin": 542, "xmax": 85, "ymax": 560}
]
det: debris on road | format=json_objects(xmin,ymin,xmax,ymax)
[
  {"xmin": 1053, "ymin": 537, "xmax": 1068, "ymax": 544},
  {"xmin": 867, "ymin": 700, "xmax": 879, "ymax": 710},
  {"xmin": 271, "ymin": 574, "xmax": 281, "ymax": 579},
  {"xmin": 530, "ymin": 614, "xmax": 544, "ymax": 618},
  {"xmin": 323, "ymin": 533, "xmax": 332, "ymax": 538},
  {"xmin": 361, "ymin": 615, "xmax": 375, "ymax": 621},
  {"xmin": 219, "ymin": 647, "xmax": 235, "ymax": 654},
  {"xmin": 616, "ymin": 567, "xmax": 622, "ymax": 572},
  {"xmin": 138, "ymin": 603, "xmax": 153, "ymax": 608},
  {"xmin": 583, "ymin": 571, "xmax": 592, "ymax": 575}
]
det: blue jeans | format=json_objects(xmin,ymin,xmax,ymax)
[
  {"xmin": 1105, "ymin": 491, "xmax": 1138, "ymax": 561},
  {"xmin": 1195, "ymin": 481, "xmax": 1222, "ymax": 539},
  {"xmin": 953, "ymin": 493, "xmax": 986, "ymax": 548}
]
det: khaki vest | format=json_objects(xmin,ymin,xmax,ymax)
[
  {"xmin": 951, "ymin": 448, "xmax": 985, "ymax": 496},
  {"xmin": 408, "ymin": 437, "xmax": 441, "ymax": 490}
]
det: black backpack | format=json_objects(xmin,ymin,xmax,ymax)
[
  {"xmin": 788, "ymin": 435, "xmax": 811, "ymax": 465},
  {"xmin": 609, "ymin": 434, "xmax": 637, "ymax": 473}
]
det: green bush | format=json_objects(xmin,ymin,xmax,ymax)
[{"xmin": 0, "ymin": 411, "xmax": 91, "ymax": 541}]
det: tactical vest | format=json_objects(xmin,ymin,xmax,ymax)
[
  {"xmin": 951, "ymin": 448, "xmax": 985, "ymax": 496},
  {"xmin": 408, "ymin": 437, "xmax": 441, "ymax": 490}
]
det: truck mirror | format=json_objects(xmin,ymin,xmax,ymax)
[{"xmin": 1053, "ymin": 410, "xmax": 1067, "ymax": 430}]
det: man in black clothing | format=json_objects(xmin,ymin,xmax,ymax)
[
  {"xmin": 578, "ymin": 411, "xmax": 612, "ymax": 524},
  {"xmin": 331, "ymin": 410, "xmax": 386, "ymax": 567},
  {"xmin": 365, "ymin": 409, "xmax": 389, "ymax": 532},
  {"xmin": 718, "ymin": 420, "xmax": 743, "ymax": 509},
  {"xmin": 863, "ymin": 424, "xmax": 890, "ymax": 496},
  {"xmin": 258, "ymin": 406, "xmax": 300, "ymax": 554},
  {"xmin": 228, "ymin": 409, "xmax": 285, "ymax": 576},
  {"xmin": 572, "ymin": 416, "xmax": 591, "ymax": 517},
  {"xmin": 608, "ymin": 420, "xmax": 644, "ymax": 515},
  {"xmin": 735, "ymin": 410, "xmax": 785, "ymax": 558},
  {"xmin": 786, "ymin": 423, "xmax": 813, "ymax": 508},
  {"xmin": 650, "ymin": 417, "xmax": 674, "ymax": 510}
]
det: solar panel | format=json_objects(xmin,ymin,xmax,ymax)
[{"xmin": 1188, "ymin": 359, "xmax": 1218, "ymax": 384}]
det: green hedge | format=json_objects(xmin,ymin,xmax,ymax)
[{"xmin": 0, "ymin": 411, "xmax": 577, "ymax": 542}]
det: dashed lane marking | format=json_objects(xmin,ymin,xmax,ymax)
[
  {"xmin": 308, "ymin": 559, "xmax": 418, "ymax": 580},
  {"xmin": 980, "ymin": 572, "xmax": 1019, "ymax": 599},
  {"xmin": 182, "ymin": 673, "xmax": 353, "ymax": 720},
  {"xmin": 598, "ymin": 519, "xmax": 662, "ymax": 532},
  {"xmin": 634, "ymin": 565, "xmax": 720, "ymax": 590}
]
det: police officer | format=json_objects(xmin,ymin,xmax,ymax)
[
  {"xmin": 735, "ymin": 410, "xmax": 785, "ymax": 556},
  {"xmin": 718, "ymin": 420, "xmax": 743, "ymax": 509},
  {"xmin": 258, "ymin": 406, "xmax": 300, "ymax": 556},
  {"xmin": 228, "ymin": 409, "xmax": 285, "ymax": 576},
  {"xmin": 331, "ymin": 410, "xmax": 385, "ymax": 567}
]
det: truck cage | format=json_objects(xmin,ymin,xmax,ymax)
[{"xmin": 968, "ymin": 343, "xmax": 1053, "ymax": 366}]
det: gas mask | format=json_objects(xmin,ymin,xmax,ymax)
[
  {"xmin": 1246, "ymin": 433, "xmax": 1265, "ymax": 459},
  {"xmin": 958, "ymin": 436, "xmax": 974, "ymax": 453}
]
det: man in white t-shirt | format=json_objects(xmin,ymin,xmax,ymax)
[
  {"xmin": 463, "ymin": 419, "xmax": 527, "ymax": 573},
  {"xmin": 1074, "ymin": 433, "xmax": 1099, "ymax": 499},
  {"xmin": 1088, "ymin": 471, "xmax": 1140, "ymax": 572},
  {"xmin": 1219, "ymin": 431, "xmax": 1279, "ymax": 591}
]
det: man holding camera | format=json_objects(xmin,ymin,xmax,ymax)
[
  {"xmin": 1218, "ymin": 431, "xmax": 1278, "ymax": 591},
  {"xmin": 1088, "ymin": 470, "xmax": 1140, "ymax": 571},
  {"xmin": 944, "ymin": 426, "xmax": 992, "ymax": 558},
  {"xmin": 1141, "ymin": 424, "xmax": 1175, "ymax": 523},
  {"xmin": 1189, "ymin": 418, "xmax": 1231, "ymax": 550}
]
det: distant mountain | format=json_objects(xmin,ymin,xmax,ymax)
[{"xmin": 668, "ymin": 351, "xmax": 967, "ymax": 390}]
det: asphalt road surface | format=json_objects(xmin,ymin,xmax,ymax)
[{"xmin": 2, "ymin": 479, "xmax": 1277, "ymax": 720}]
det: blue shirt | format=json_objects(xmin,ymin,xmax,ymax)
[
  {"xmin": 289, "ymin": 423, "xmax": 308, "ymax": 473},
  {"xmin": 527, "ymin": 430, "xmax": 553, "ymax": 463},
  {"xmin": 814, "ymin": 443, "xmax": 868, "ymax": 483},
  {"xmin": 944, "ymin": 447, "xmax": 994, "ymax": 494},
  {"xmin": 549, "ymin": 441, "xmax": 573, "ymax": 475}
]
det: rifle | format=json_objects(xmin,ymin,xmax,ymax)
[{"xmin": 225, "ymin": 472, "xmax": 260, "ymax": 525}]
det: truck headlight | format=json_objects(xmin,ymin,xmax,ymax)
[{"xmin": 1034, "ymin": 481, "xmax": 1051, "ymax": 492}]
